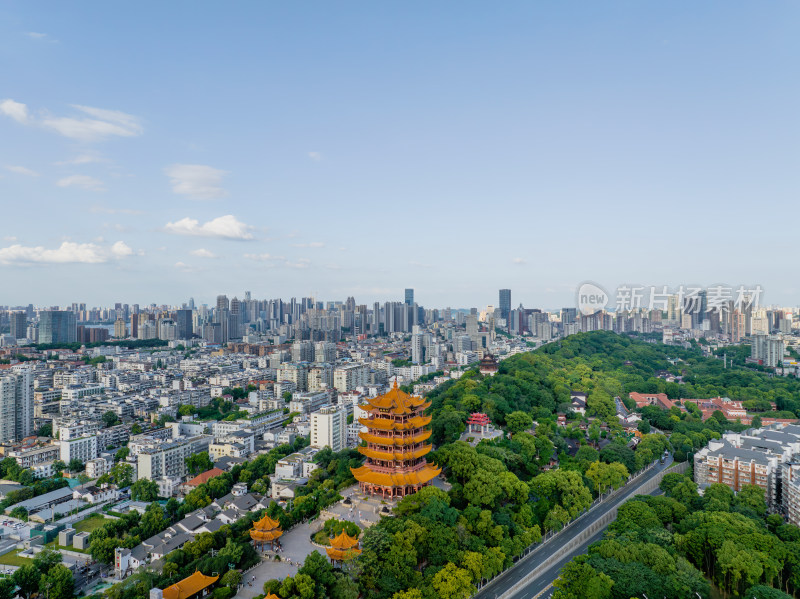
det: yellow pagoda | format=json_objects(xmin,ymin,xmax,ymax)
[
  {"xmin": 351, "ymin": 381, "xmax": 441, "ymax": 498},
  {"xmin": 249, "ymin": 513, "xmax": 282, "ymax": 550},
  {"xmin": 325, "ymin": 530, "xmax": 361, "ymax": 564}
]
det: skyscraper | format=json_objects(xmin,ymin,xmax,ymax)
[
  {"xmin": 0, "ymin": 370, "xmax": 34, "ymax": 442},
  {"xmin": 499, "ymin": 289, "xmax": 511, "ymax": 321},
  {"xmin": 10, "ymin": 312, "xmax": 26, "ymax": 340},
  {"xmin": 175, "ymin": 309, "xmax": 193, "ymax": 339},
  {"xmin": 38, "ymin": 310, "xmax": 77, "ymax": 344},
  {"xmin": 404, "ymin": 289, "xmax": 414, "ymax": 306}
]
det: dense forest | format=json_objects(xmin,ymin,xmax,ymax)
[{"xmin": 426, "ymin": 331, "xmax": 800, "ymax": 447}]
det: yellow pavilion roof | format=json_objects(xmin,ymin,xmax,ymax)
[
  {"xmin": 329, "ymin": 530, "xmax": 360, "ymax": 549},
  {"xmin": 359, "ymin": 445, "xmax": 432, "ymax": 462},
  {"xmin": 351, "ymin": 463, "xmax": 441, "ymax": 488},
  {"xmin": 326, "ymin": 546, "xmax": 362, "ymax": 561},
  {"xmin": 250, "ymin": 528, "xmax": 283, "ymax": 542},
  {"xmin": 359, "ymin": 430, "xmax": 432, "ymax": 446},
  {"xmin": 358, "ymin": 415, "xmax": 432, "ymax": 430},
  {"xmin": 362, "ymin": 382, "xmax": 429, "ymax": 414},
  {"xmin": 162, "ymin": 571, "xmax": 219, "ymax": 599},
  {"xmin": 252, "ymin": 514, "xmax": 281, "ymax": 531}
]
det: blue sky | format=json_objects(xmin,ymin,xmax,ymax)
[{"xmin": 1, "ymin": 2, "xmax": 798, "ymax": 309}]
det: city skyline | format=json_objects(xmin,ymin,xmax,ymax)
[{"xmin": 2, "ymin": 3, "xmax": 800, "ymax": 307}]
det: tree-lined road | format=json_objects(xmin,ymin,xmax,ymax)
[{"xmin": 474, "ymin": 456, "xmax": 676, "ymax": 599}]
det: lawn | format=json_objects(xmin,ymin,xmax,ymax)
[
  {"xmin": 0, "ymin": 549, "xmax": 32, "ymax": 567},
  {"xmin": 73, "ymin": 513, "xmax": 106, "ymax": 534}
]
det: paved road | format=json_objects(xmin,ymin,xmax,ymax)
[{"xmin": 474, "ymin": 456, "xmax": 675, "ymax": 599}]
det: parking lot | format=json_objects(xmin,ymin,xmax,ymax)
[{"xmin": 0, "ymin": 518, "xmax": 31, "ymax": 539}]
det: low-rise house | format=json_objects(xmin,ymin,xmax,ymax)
[{"xmin": 73, "ymin": 484, "xmax": 119, "ymax": 504}]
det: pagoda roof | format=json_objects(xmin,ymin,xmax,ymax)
[
  {"xmin": 329, "ymin": 530, "xmax": 359, "ymax": 549},
  {"xmin": 265, "ymin": 594, "xmax": 281, "ymax": 599},
  {"xmin": 326, "ymin": 546, "xmax": 362, "ymax": 561},
  {"xmin": 162, "ymin": 571, "xmax": 219, "ymax": 599},
  {"xmin": 250, "ymin": 528, "xmax": 283, "ymax": 542},
  {"xmin": 359, "ymin": 445, "xmax": 432, "ymax": 462},
  {"xmin": 358, "ymin": 414, "xmax": 431, "ymax": 430},
  {"xmin": 252, "ymin": 513, "xmax": 281, "ymax": 531},
  {"xmin": 363, "ymin": 382, "xmax": 429, "ymax": 414},
  {"xmin": 359, "ymin": 430, "xmax": 432, "ymax": 446},
  {"xmin": 351, "ymin": 463, "xmax": 441, "ymax": 488},
  {"xmin": 467, "ymin": 413, "xmax": 491, "ymax": 422}
]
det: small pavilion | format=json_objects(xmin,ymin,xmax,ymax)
[
  {"xmin": 466, "ymin": 412, "xmax": 491, "ymax": 435},
  {"xmin": 325, "ymin": 530, "xmax": 361, "ymax": 565},
  {"xmin": 249, "ymin": 513, "xmax": 282, "ymax": 550}
]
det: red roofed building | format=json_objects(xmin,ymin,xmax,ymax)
[
  {"xmin": 629, "ymin": 392, "xmax": 675, "ymax": 410},
  {"xmin": 184, "ymin": 467, "xmax": 225, "ymax": 488}
]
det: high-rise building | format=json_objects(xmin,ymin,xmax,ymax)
[
  {"xmin": 499, "ymin": 289, "xmax": 511, "ymax": 321},
  {"xmin": 0, "ymin": 370, "xmax": 34, "ymax": 442},
  {"xmin": 10, "ymin": 312, "xmax": 26, "ymax": 340},
  {"xmin": 175, "ymin": 309, "xmax": 192, "ymax": 339},
  {"xmin": 404, "ymin": 289, "xmax": 414, "ymax": 306},
  {"xmin": 114, "ymin": 318, "xmax": 127, "ymax": 339},
  {"xmin": 751, "ymin": 334, "xmax": 785, "ymax": 368},
  {"xmin": 38, "ymin": 310, "xmax": 77, "ymax": 344}
]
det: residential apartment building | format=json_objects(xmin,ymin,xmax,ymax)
[
  {"xmin": 694, "ymin": 424, "xmax": 800, "ymax": 510},
  {"xmin": 9, "ymin": 443, "xmax": 60, "ymax": 470},
  {"xmin": 781, "ymin": 463, "xmax": 800, "ymax": 527},
  {"xmin": 310, "ymin": 405, "xmax": 347, "ymax": 452},
  {"xmin": 137, "ymin": 435, "xmax": 212, "ymax": 481},
  {"xmin": 59, "ymin": 435, "xmax": 99, "ymax": 465},
  {"xmin": 0, "ymin": 369, "xmax": 34, "ymax": 443},
  {"xmin": 289, "ymin": 391, "xmax": 332, "ymax": 415},
  {"xmin": 333, "ymin": 363, "xmax": 368, "ymax": 392}
]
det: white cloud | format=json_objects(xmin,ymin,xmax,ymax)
[
  {"xmin": 110, "ymin": 241, "xmax": 134, "ymax": 258},
  {"xmin": 0, "ymin": 99, "xmax": 29, "ymax": 124},
  {"xmin": 164, "ymin": 215, "xmax": 253, "ymax": 240},
  {"xmin": 292, "ymin": 242, "xmax": 324, "ymax": 248},
  {"xmin": 42, "ymin": 105, "xmax": 142, "ymax": 141},
  {"xmin": 57, "ymin": 174, "xmax": 106, "ymax": 191},
  {"xmin": 190, "ymin": 248, "xmax": 217, "ymax": 259},
  {"xmin": 308, "ymin": 151, "xmax": 322, "ymax": 161},
  {"xmin": 512, "ymin": 257, "xmax": 526, "ymax": 265},
  {"xmin": 164, "ymin": 164, "xmax": 228, "ymax": 200},
  {"xmin": 27, "ymin": 32, "xmax": 48, "ymax": 39},
  {"xmin": 4, "ymin": 165, "xmax": 39, "ymax": 176},
  {"xmin": 0, "ymin": 240, "xmax": 136, "ymax": 265}
]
